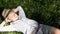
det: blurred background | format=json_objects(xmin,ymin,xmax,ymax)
[{"xmin": 0, "ymin": 0, "xmax": 60, "ymax": 34}]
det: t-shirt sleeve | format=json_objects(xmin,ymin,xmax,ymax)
[
  {"xmin": 26, "ymin": 26, "xmax": 38, "ymax": 34},
  {"xmin": 0, "ymin": 25, "xmax": 17, "ymax": 31},
  {"xmin": 25, "ymin": 20, "xmax": 38, "ymax": 34}
]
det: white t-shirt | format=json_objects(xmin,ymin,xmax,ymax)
[
  {"xmin": 10, "ymin": 18, "xmax": 38, "ymax": 34},
  {"xmin": 0, "ymin": 6, "xmax": 38, "ymax": 34},
  {"xmin": 0, "ymin": 18, "xmax": 38, "ymax": 34}
]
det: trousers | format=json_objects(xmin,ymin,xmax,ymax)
[{"xmin": 35, "ymin": 24, "xmax": 52, "ymax": 34}]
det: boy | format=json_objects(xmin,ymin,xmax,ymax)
[
  {"xmin": 0, "ymin": 6, "xmax": 60, "ymax": 34},
  {"xmin": 0, "ymin": 6, "xmax": 38, "ymax": 34}
]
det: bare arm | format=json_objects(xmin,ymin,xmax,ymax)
[
  {"xmin": 0, "ymin": 17, "xmax": 11, "ymax": 27},
  {"xmin": 0, "ymin": 20, "xmax": 6, "ymax": 27},
  {"xmin": 50, "ymin": 27, "xmax": 60, "ymax": 34}
]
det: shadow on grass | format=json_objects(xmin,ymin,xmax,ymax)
[{"xmin": 0, "ymin": 31, "xmax": 23, "ymax": 34}]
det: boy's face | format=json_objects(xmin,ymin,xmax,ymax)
[{"xmin": 6, "ymin": 10, "xmax": 18, "ymax": 22}]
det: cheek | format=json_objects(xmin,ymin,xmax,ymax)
[
  {"xmin": 8, "ymin": 16, "xmax": 13, "ymax": 20},
  {"xmin": 8, "ymin": 16, "xmax": 15, "ymax": 20},
  {"xmin": 12, "ymin": 15, "xmax": 18, "ymax": 21},
  {"xmin": 8, "ymin": 13, "xmax": 18, "ymax": 21},
  {"xmin": 8, "ymin": 14, "xmax": 13, "ymax": 19}
]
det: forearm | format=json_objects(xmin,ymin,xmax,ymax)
[
  {"xmin": 0, "ymin": 19, "xmax": 8, "ymax": 27},
  {"xmin": 0, "ymin": 21, "xmax": 6, "ymax": 27},
  {"xmin": 50, "ymin": 27, "xmax": 60, "ymax": 34}
]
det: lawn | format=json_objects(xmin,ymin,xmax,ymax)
[{"xmin": 0, "ymin": 0, "xmax": 60, "ymax": 34}]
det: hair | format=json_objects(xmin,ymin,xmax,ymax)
[
  {"xmin": 2, "ymin": 8, "xmax": 18, "ymax": 20},
  {"xmin": 10, "ymin": 9, "xmax": 19, "ymax": 15}
]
